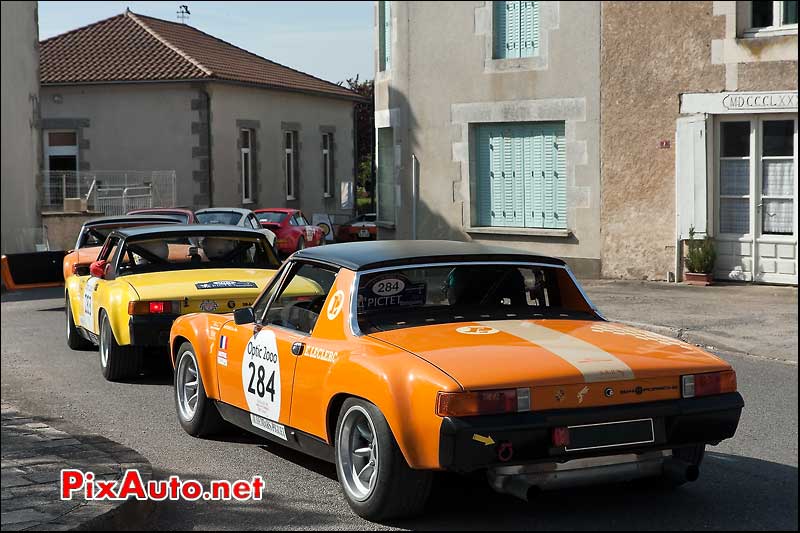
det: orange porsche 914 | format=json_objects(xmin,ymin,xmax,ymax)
[{"xmin": 169, "ymin": 241, "xmax": 743, "ymax": 520}]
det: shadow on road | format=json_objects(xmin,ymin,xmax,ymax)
[
  {"xmin": 1, "ymin": 287, "xmax": 64, "ymax": 303},
  {"xmin": 148, "ymin": 445, "xmax": 797, "ymax": 530}
]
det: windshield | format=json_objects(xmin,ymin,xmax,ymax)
[
  {"xmin": 356, "ymin": 264, "xmax": 597, "ymax": 333},
  {"xmin": 78, "ymin": 221, "xmax": 179, "ymax": 248},
  {"xmin": 256, "ymin": 212, "xmax": 288, "ymax": 224},
  {"xmin": 115, "ymin": 234, "xmax": 279, "ymax": 276},
  {"xmin": 196, "ymin": 211, "xmax": 243, "ymax": 225}
]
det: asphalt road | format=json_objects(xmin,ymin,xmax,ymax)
[{"xmin": 1, "ymin": 287, "xmax": 797, "ymax": 530}]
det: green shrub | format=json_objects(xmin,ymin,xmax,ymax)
[{"xmin": 685, "ymin": 226, "xmax": 716, "ymax": 274}]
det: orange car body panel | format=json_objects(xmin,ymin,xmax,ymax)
[
  {"xmin": 171, "ymin": 266, "xmax": 735, "ymax": 470},
  {"xmin": 62, "ymin": 246, "xmax": 102, "ymax": 280}
]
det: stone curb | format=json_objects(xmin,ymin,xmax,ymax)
[
  {"xmin": 619, "ymin": 320, "xmax": 797, "ymax": 365},
  {"xmin": 1, "ymin": 404, "xmax": 155, "ymax": 531}
]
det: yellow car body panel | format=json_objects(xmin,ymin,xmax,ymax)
[{"xmin": 67, "ymin": 268, "xmax": 277, "ymax": 346}]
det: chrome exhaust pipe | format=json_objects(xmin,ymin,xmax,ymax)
[
  {"xmin": 502, "ymin": 477, "xmax": 535, "ymax": 502},
  {"xmin": 662, "ymin": 458, "xmax": 700, "ymax": 483}
]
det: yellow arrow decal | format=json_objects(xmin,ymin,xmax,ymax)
[{"xmin": 472, "ymin": 434, "xmax": 495, "ymax": 446}]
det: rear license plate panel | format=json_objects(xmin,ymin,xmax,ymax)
[{"xmin": 566, "ymin": 418, "xmax": 655, "ymax": 452}]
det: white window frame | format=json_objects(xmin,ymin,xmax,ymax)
[
  {"xmin": 322, "ymin": 133, "xmax": 333, "ymax": 198},
  {"xmin": 43, "ymin": 130, "xmax": 80, "ymax": 206},
  {"xmin": 240, "ymin": 128, "xmax": 253, "ymax": 204},
  {"xmin": 43, "ymin": 130, "xmax": 79, "ymax": 171},
  {"xmin": 741, "ymin": 0, "xmax": 798, "ymax": 38},
  {"xmin": 284, "ymin": 130, "xmax": 297, "ymax": 200}
]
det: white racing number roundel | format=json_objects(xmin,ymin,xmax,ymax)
[
  {"xmin": 242, "ymin": 329, "xmax": 281, "ymax": 421},
  {"xmin": 456, "ymin": 325, "xmax": 499, "ymax": 335},
  {"xmin": 326, "ymin": 290, "xmax": 345, "ymax": 321},
  {"xmin": 371, "ymin": 277, "xmax": 405, "ymax": 297},
  {"xmin": 80, "ymin": 277, "xmax": 101, "ymax": 331}
]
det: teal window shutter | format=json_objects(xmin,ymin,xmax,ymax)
[
  {"xmin": 494, "ymin": 1, "xmax": 539, "ymax": 59},
  {"xmin": 519, "ymin": 1, "xmax": 539, "ymax": 58},
  {"xmin": 476, "ymin": 122, "xmax": 566, "ymax": 230},
  {"xmin": 477, "ymin": 126, "xmax": 493, "ymax": 226},
  {"xmin": 493, "ymin": 1, "xmax": 521, "ymax": 59},
  {"xmin": 379, "ymin": 1, "xmax": 391, "ymax": 71}
]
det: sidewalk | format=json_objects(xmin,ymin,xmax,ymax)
[
  {"xmin": 582, "ymin": 280, "xmax": 798, "ymax": 363},
  {"xmin": 1, "ymin": 403, "xmax": 153, "ymax": 531}
]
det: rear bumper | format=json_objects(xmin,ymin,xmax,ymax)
[
  {"xmin": 439, "ymin": 392, "xmax": 743, "ymax": 472},
  {"xmin": 128, "ymin": 315, "xmax": 179, "ymax": 348}
]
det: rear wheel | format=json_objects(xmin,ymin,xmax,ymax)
[
  {"xmin": 174, "ymin": 342, "xmax": 225, "ymax": 436},
  {"xmin": 335, "ymin": 398, "xmax": 432, "ymax": 520},
  {"xmin": 296, "ymin": 236, "xmax": 306, "ymax": 252},
  {"xmin": 99, "ymin": 312, "xmax": 143, "ymax": 381},
  {"xmin": 65, "ymin": 295, "xmax": 92, "ymax": 350}
]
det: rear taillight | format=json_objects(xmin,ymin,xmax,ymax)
[
  {"xmin": 128, "ymin": 300, "xmax": 180, "ymax": 315},
  {"xmin": 436, "ymin": 388, "xmax": 531, "ymax": 417},
  {"xmin": 682, "ymin": 370, "xmax": 737, "ymax": 398}
]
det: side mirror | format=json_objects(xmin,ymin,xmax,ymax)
[
  {"xmin": 234, "ymin": 307, "xmax": 255, "ymax": 325},
  {"xmin": 89, "ymin": 260, "xmax": 107, "ymax": 279},
  {"xmin": 73, "ymin": 264, "xmax": 91, "ymax": 277}
]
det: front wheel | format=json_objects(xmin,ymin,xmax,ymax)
[
  {"xmin": 335, "ymin": 398, "xmax": 432, "ymax": 521},
  {"xmin": 65, "ymin": 295, "xmax": 92, "ymax": 350},
  {"xmin": 99, "ymin": 312, "xmax": 143, "ymax": 381}
]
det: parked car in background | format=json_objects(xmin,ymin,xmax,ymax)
[
  {"xmin": 65, "ymin": 225, "xmax": 281, "ymax": 381},
  {"xmin": 195, "ymin": 208, "xmax": 276, "ymax": 248},
  {"xmin": 254, "ymin": 208, "xmax": 324, "ymax": 255},
  {"xmin": 63, "ymin": 215, "xmax": 182, "ymax": 280},
  {"xmin": 126, "ymin": 208, "xmax": 197, "ymax": 224},
  {"xmin": 336, "ymin": 213, "xmax": 377, "ymax": 243}
]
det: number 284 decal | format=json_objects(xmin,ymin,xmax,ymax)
[
  {"xmin": 247, "ymin": 362, "xmax": 275, "ymax": 402},
  {"xmin": 242, "ymin": 330, "xmax": 282, "ymax": 421}
]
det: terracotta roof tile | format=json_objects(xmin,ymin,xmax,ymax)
[{"xmin": 40, "ymin": 11, "xmax": 360, "ymax": 100}]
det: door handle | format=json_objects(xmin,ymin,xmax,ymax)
[{"xmin": 291, "ymin": 342, "xmax": 305, "ymax": 356}]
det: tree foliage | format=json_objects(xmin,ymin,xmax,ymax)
[{"xmin": 340, "ymin": 75, "xmax": 375, "ymax": 198}]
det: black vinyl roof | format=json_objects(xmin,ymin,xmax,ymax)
[
  {"xmin": 83, "ymin": 214, "xmax": 183, "ymax": 226},
  {"xmin": 111, "ymin": 224, "xmax": 265, "ymax": 238},
  {"xmin": 292, "ymin": 240, "xmax": 567, "ymax": 271}
]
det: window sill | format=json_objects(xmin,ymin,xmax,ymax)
[
  {"xmin": 242, "ymin": 199, "xmax": 254, "ymax": 205},
  {"xmin": 376, "ymin": 221, "xmax": 396, "ymax": 229},
  {"xmin": 323, "ymin": 193, "xmax": 333, "ymax": 199},
  {"xmin": 466, "ymin": 226, "xmax": 571, "ymax": 238},
  {"xmin": 739, "ymin": 26, "xmax": 798, "ymax": 39},
  {"xmin": 286, "ymin": 196, "xmax": 296, "ymax": 201}
]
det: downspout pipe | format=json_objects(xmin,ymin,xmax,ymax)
[
  {"xmin": 205, "ymin": 87, "xmax": 213, "ymax": 207},
  {"xmin": 411, "ymin": 154, "xmax": 418, "ymax": 240}
]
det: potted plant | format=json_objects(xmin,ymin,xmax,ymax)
[{"xmin": 684, "ymin": 226, "xmax": 717, "ymax": 286}]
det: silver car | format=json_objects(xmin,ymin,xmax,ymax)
[{"xmin": 195, "ymin": 208, "xmax": 276, "ymax": 247}]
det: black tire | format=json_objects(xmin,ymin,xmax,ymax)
[
  {"xmin": 296, "ymin": 236, "xmax": 306, "ymax": 251},
  {"xmin": 65, "ymin": 295, "xmax": 93, "ymax": 350},
  {"xmin": 334, "ymin": 398, "xmax": 433, "ymax": 521},
  {"xmin": 99, "ymin": 312, "xmax": 143, "ymax": 381},
  {"xmin": 174, "ymin": 342, "xmax": 226, "ymax": 437}
]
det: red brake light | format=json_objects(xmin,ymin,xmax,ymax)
[
  {"xmin": 128, "ymin": 300, "xmax": 177, "ymax": 315},
  {"xmin": 436, "ymin": 388, "xmax": 530, "ymax": 417},
  {"xmin": 682, "ymin": 370, "xmax": 737, "ymax": 398}
]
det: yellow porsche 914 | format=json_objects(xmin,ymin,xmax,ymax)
[{"xmin": 64, "ymin": 224, "xmax": 281, "ymax": 381}]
